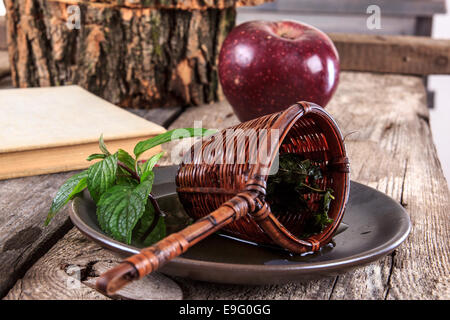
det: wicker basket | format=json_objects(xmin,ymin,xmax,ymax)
[{"xmin": 97, "ymin": 101, "xmax": 350, "ymax": 294}]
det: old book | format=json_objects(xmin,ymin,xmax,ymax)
[{"xmin": 0, "ymin": 85, "xmax": 166, "ymax": 180}]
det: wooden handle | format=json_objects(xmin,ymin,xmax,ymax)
[{"xmin": 96, "ymin": 192, "xmax": 255, "ymax": 295}]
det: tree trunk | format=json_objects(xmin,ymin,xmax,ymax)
[{"xmin": 4, "ymin": 0, "xmax": 267, "ymax": 108}]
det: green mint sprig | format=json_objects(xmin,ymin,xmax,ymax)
[
  {"xmin": 266, "ymin": 153, "xmax": 335, "ymax": 238},
  {"xmin": 45, "ymin": 128, "xmax": 213, "ymax": 246}
]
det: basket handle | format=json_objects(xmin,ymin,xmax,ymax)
[{"xmin": 96, "ymin": 192, "xmax": 256, "ymax": 295}]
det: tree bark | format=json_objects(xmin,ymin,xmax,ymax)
[
  {"xmin": 49, "ymin": 0, "xmax": 270, "ymax": 9},
  {"xmin": 4, "ymin": 0, "xmax": 266, "ymax": 108}
]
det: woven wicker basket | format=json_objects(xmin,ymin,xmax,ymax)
[{"xmin": 97, "ymin": 102, "xmax": 350, "ymax": 294}]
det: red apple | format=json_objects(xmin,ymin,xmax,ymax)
[{"xmin": 218, "ymin": 20, "xmax": 340, "ymax": 121}]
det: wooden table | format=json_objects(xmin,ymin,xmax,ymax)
[{"xmin": 0, "ymin": 70, "xmax": 448, "ymax": 300}]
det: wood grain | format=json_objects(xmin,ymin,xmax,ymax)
[
  {"xmin": 130, "ymin": 107, "xmax": 183, "ymax": 128},
  {"xmin": 4, "ymin": 228, "xmax": 183, "ymax": 300},
  {"xmin": 326, "ymin": 72, "xmax": 449, "ymax": 300},
  {"xmin": 165, "ymin": 72, "xmax": 449, "ymax": 299},
  {"xmin": 0, "ymin": 103, "xmax": 182, "ymax": 299},
  {"xmin": 329, "ymin": 33, "xmax": 450, "ymax": 75},
  {"xmin": 0, "ymin": 171, "xmax": 78, "ymax": 298},
  {"xmin": 3, "ymin": 72, "xmax": 448, "ymax": 299}
]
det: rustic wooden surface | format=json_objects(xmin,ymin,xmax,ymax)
[
  {"xmin": 0, "ymin": 69, "xmax": 184, "ymax": 298},
  {"xmin": 130, "ymin": 107, "xmax": 183, "ymax": 128},
  {"xmin": 329, "ymin": 33, "xmax": 450, "ymax": 75},
  {"xmin": 163, "ymin": 72, "xmax": 450, "ymax": 299},
  {"xmin": 3, "ymin": 229, "xmax": 183, "ymax": 300},
  {"xmin": 1, "ymin": 71, "xmax": 449, "ymax": 299},
  {"xmin": 0, "ymin": 171, "xmax": 77, "ymax": 298}
]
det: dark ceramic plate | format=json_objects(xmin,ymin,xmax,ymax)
[{"xmin": 70, "ymin": 166, "xmax": 411, "ymax": 285}]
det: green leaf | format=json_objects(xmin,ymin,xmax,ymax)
[
  {"xmin": 86, "ymin": 153, "xmax": 106, "ymax": 161},
  {"xmin": 45, "ymin": 170, "xmax": 88, "ymax": 225},
  {"xmin": 96, "ymin": 177, "xmax": 154, "ymax": 244},
  {"xmin": 116, "ymin": 174, "xmax": 139, "ymax": 187},
  {"xmin": 87, "ymin": 153, "xmax": 118, "ymax": 203},
  {"xmin": 133, "ymin": 128, "xmax": 215, "ymax": 159},
  {"xmin": 132, "ymin": 200, "xmax": 166, "ymax": 246},
  {"xmin": 320, "ymin": 188, "xmax": 335, "ymax": 225},
  {"xmin": 96, "ymin": 185, "xmax": 135, "ymax": 241},
  {"xmin": 132, "ymin": 201, "xmax": 155, "ymax": 241},
  {"xmin": 141, "ymin": 169, "xmax": 155, "ymax": 184},
  {"xmin": 117, "ymin": 149, "xmax": 136, "ymax": 171},
  {"xmin": 266, "ymin": 153, "xmax": 334, "ymax": 238},
  {"xmin": 140, "ymin": 152, "xmax": 164, "ymax": 183},
  {"xmin": 142, "ymin": 217, "xmax": 166, "ymax": 247},
  {"xmin": 99, "ymin": 134, "xmax": 111, "ymax": 156}
]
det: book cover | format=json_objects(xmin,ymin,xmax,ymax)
[{"xmin": 0, "ymin": 85, "xmax": 167, "ymax": 180}]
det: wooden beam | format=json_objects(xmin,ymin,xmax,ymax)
[
  {"xmin": 130, "ymin": 107, "xmax": 183, "ymax": 129},
  {"xmin": 329, "ymin": 33, "xmax": 450, "ymax": 75}
]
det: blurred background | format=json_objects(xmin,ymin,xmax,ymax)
[{"xmin": 0, "ymin": 0, "xmax": 448, "ymax": 182}]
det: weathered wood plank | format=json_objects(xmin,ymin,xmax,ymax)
[
  {"xmin": 4, "ymin": 228, "xmax": 183, "ymax": 300},
  {"xmin": 0, "ymin": 171, "xmax": 78, "ymax": 298},
  {"xmin": 130, "ymin": 107, "xmax": 183, "ymax": 128},
  {"xmin": 4, "ymin": 72, "xmax": 448, "ymax": 300},
  {"xmin": 324, "ymin": 73, "xmax": 448, "ymax": 299},
  {"xmin": 164, "ymin": 72, "xmax": 449, "ymax": 299},
  {"xmin": 0, "ymin": 104, "xmax": 181, "ymax": 299},
  {"xmin": 329, "ymin": 33, "xmax": 450, "ymax": 75},
  {"xmin": 326, "ymin": 73, "xmax": 449, "ymax": 300}
]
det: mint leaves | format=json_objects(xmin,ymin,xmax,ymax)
[
  {"xmin": 134, "ymin": 128, "xmax": 214, "ymax": 159},
  {"xmin": 96, "ymin": 174, "xmax": 153, "ymax": 244},
  {"xmin": 140, "ymin": 152, "xmax": 164, "ymax": 183},
  {"xmin": 266, "ymin": 153, "xmax": 335, "ymax": 238},
  {"xmin": 45, "ymin": 170, "xmax": 88, "ymax": 226},
  {"xmin": 87, "ymin": 153, "xmax": 118, "ymax": 203},
  {"xmin": 45, "ymin": 128, "xmax": 212, "ymax": 245}
]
